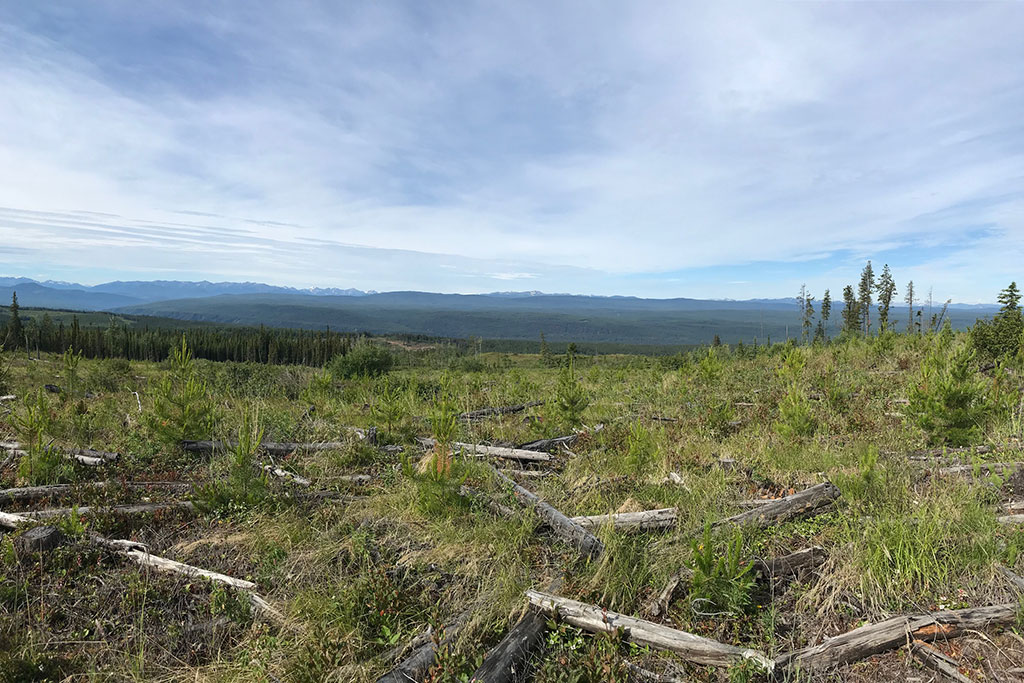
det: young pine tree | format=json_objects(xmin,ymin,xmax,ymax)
[
  {"xmin": 875, "ymin": 264, "xmax": 897, "ymax": 332},
  {"xmin": 148, "ymin": 336, "xmax": 218, "ymax": 445}
]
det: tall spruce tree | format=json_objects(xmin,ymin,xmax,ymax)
[
  {"xmin": 841, "ymin": 285, "xmax": 860, "ymax": 334},
  {"xmin": 858, "ymin": 261, "xmax": 875, "ymax": 333},
  {"xmin": 875, "ymin": 264, "xmax": 897, "ymax": 332},
  {"xmin": 815, "ymin": 289, "xmax": 832, "ymax": 343},
  {"xmin": 7, "ymin": 292, "xmax": 23, "ymax": 349},
  {"xmin": 797, "ymin": 284, "xmax": 815, "ymax": 344}
]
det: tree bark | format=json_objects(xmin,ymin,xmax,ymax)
[
  {"xmin": 456, "ymin": 443, "xmax": 552, "ymax": 463},
  {"xmin": 909, "ymin": 640, "xmax": 972, "ymax": 683},
  {"xmin": 19, "ymin": 501, "xmax": 195, "ymax": 520},
  {"xmin": 491, "ymin": 467, "xmax": 603, "ymax": 560},
  {"xmin": 774, "ymin": 603, "xmax": 1018, "ymax": 672},
  {"xmin": 469, "ymin": 607, "xmax": 548, "ymax": 683},
  {"xmin": 526, "ymin": 590, "xmax": 773, "ymax": 672},
  {"xmin": 0, "ymin": 481, "xmax": 192, "ymax": 504},
  {"xmin": 376, "ymin": 609, "xmax": 471, "ymax": 683},
  {"xmin": 460, "ymin": 401, "xmax": 544, "ymax": 421},
  {"xmin": 570, "ymin": 507, "xmax": 678, "ymax": 532}
]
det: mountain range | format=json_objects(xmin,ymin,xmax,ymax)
[{"xmin": 0, "ymin": 276, "xmax": 1001, "ymax": 347}]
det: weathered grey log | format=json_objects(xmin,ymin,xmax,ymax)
[
  {"xmin": 517, "ymin": 433, "xmax": 579, "ymax": 453},
  {"xmin": 997, "ymin": 514, "xmax": 1024, "ymax": 525},
  {"xmin": 460, "ymin": 485, "xmax": 516, "ymax": 518},
  {"xmin": 623, "ymin": 662, "xmax": 686, "ymax": 683},
  {"xmin": 571, "ymin": 507, "xmax": 678, "ymax": 532},
  {"xmin": 0, "ymin": 481, "xmax": 192, "ymax": 504},
  {"xmin": 0, "ymin": 509, "xmax": 283, "ymax": 624},
  {"xmin": 337, "ymin": 474, "xmax": 373, "ymax": 485},
  {"xmin": 491, "ymin": 467, "xmax": 603, "ymax": 560},
  {"xmin": 909, "ymin": 640, "xmax": 972, "ymax": 682},
  {"xmin": 181, "ymin": 440, "xmax": 347, "ymax": 455},
  {"xmin": 0, "ymin": 394, "xmax": 16, "ymax": 402},
  {"xmin": 417, "ymin": 439, "xmax": 553, "ymax": 463},
  {"xmin": 712, "ymin": 482, "xmax": 840, "ymax": 530},
  {"xmin": 937, "ymin": 462, "xmax": 1020, "ymax": 476},
  {"xmin": 756, "ymin": 546, "xmax": 826, "ymax": 580},
  {"xmin": 1, "ymin": 441, "xmax": 119, "ymax": 466},
  {"xmin": 527, "ymin": 590, "xmax": 773, "ymax": 671},
  {"xmin": 996, "ymin": 563, "xmax": 1024, "ymax": 592},
  {"xmin": 20, "ymin": 501, "xmax": 195, "ymax": 520},
  {"xmin": 469, "ymin": 607, "xmax": 548, "ymax": 683},
  {"xmin": 646, "ymin": 483, "xmax": 839, "ymax": 618},
  {"xmin": 68, "ymin": 447, "xmax": 119, "ymax": 462},
  {"xmin": 460, "ymin": 401, "xmax": 544, "ymax": 421},
  {"xmin": 455, "ymin": 443, "xmax": 552, "ymax": 463},
  {"xmin": 376, "ymin": 609, "xmax": 471, "ymax": 683},
  {"xmin": 500, "ymin": 469, "xmax": 548, "ymax": 479},
  {"xmin": 260, "ymin": 464, "xmax": 311, "ymax": 486},
  {"xmin": 14, "ymin": 525, "xmax": 65, "ymax": 553},
  {"xmin": 774, "ymin": 603, "xmax": 1018, "ymax": 672}
]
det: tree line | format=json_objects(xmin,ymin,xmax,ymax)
[{"xmin": 1, "ymin": 292, "xmax": 356, "ymax": 365}]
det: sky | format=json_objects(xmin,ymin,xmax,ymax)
[{"xmin": 0, "ymin": 2, "xmax": 1022, "ymax": 302}]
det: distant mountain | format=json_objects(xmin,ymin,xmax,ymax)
[
  {"xmin": 0, "ymin": 283, "xmax": 142, "ymax": 310},
  {"xmin": 0, "ymin": 275, "xmax": 1003, "ymax": 346}
]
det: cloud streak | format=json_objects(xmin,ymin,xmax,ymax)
[{"xmin": 0, "ymin": 2, "xmax": 1022, "ymax": 301}]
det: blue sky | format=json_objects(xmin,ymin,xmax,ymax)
[{"xmin": 0, "ymin": 2, "xmax": 1022, "ymax": 302}]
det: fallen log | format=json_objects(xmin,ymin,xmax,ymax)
[
  {"xmin": 260, "ymin": 464, "xmax": 311, "ymax": 486},
  {"xmin": 469, "ymin": 606, "xmax": 548, "ymax": 683},
  {"xmin": 459, "ymin": 485, "xmax": 516, "ymax": 518},
  {"xmin": 0, "ymin": 394, "xmax": 15, "ymax": 402},
  {"xmin": 996, "ymin": 563, "xmax": 1024, "ymax": 592},
  {"xmin": 491, "ymin": 467, "xmax": 603, "ymax": 560},
  {"xmin": 909, "ymin": 640, "xmax": 972, "ymax": 682},
  {"xmin": 501, "ymin": 469, "xmax": 548, "ymax": 479},
  {"xmin": 182, "ymin": 440, "xmax": 347, "ymax": 455},
  {"xmin": 460, "ymin": 401, "xmax": 544, "ymax": 421},
  {"xmin": 571, "ymin": 507, "xmax": 678, "ymax": 532},
  {"xmin": 0, "ymin": 481, "xmax": 192, "ymax": 504},
  {"xmin": 1, "ymin": 442, "xmax": 119, "ymax": 466},
  {"xmin": 526, "ymin": 590, "xmax": 773, "ymax": 671},
  {"xmin": 623, "ymin": 662, "xmax": 686, "ymax": 683},
  {"xmin": 937, "ymin": 462, "xmax": 1019, "ymax": 476},
  {"xmin": 774, "ymin": 603, "xmax": 1018, "ymax": 672},
  {"xmin": 646, "ymin": 483, "xmax": 840, "ymax": 618},
  {"xmin": 756, "ymin": 546, "xmax": 826, "ymax": 581},
  {"xmin": 455, "ymin": 443, "xmax": 552, "ymax": 463},
  {"xmin": 517, "ymin": 433, "xmax": 580, "ymax": 453},
  {"xmin": 20, "ymin": 501, "xmax": 195, "ymax": 520},
  {"xmin": 997, "ymin": 514, "xmax": 1024, "ymax": 525},
  {"xmin": 0, "ymin": 510, "xmax": 283, "ymax": 624},
  {"xmin": 376, "ymin": 609, "xmax": 471, "ymax": 683}
]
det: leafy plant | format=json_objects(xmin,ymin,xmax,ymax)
[
  {"xmin": 147, "ymin": 336, "xmax": 218, "ymax": 445},
  {"xmin": 688, "ymin": 525, "xmax": 755, "ymax": 616}
]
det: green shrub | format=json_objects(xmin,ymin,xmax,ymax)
[
  {"xmin": 193, "ymin": 410, "xmax": 271, "ymax": 514},
  {"xmin": 688, "ymin": 525, "xmax": 755, "ymax": 616},
  {"xmin": 553, "ymin": 355, "xmax": 589, "ymax": 429},
  {"xmin": 147, "ymin": 337, "xmax": 218, "ymax": 445},
  {"xmin": 906, "ymin": 341, "xmax": 991, "ymax": 446},
  {"xmin": 328, "ymin": 340, "xmax": 394, "ymax": 379}
]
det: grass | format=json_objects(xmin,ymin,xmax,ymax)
[{"xmin": 0, "ymin": 330, "xmax": 1023, "ymax": 680}]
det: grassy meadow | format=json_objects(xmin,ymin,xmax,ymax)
[{"xmin": 1, "ymin": 329, "xmax": 1024, "ymax": 681}]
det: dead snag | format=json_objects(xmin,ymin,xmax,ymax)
[
  {"xmin": 774, "ymin": 603, "xmax": 1018, "ymax": 672},
  {"xmin": 490, "ymin": 467, "xmax": 603, "ymax": 560},
  {"xmin": 570, "ymin": 507, "xmax": 678, "ymax": 532},
  {"xmin": 460, "ymin": 401, "xmax": 544, "ymax": 421},
  {"xmin": 646, "ymin": 483, "xmax": 840, "ymax": 618},
  {"xmin": 526, "ymin": 591, "xmax": 774, "ymax": 672},
  {"xmin": 377, "ymin": 610, "xmax": 471, "ymax": 683},
  {"xmin": 909, "ymin": 640, "xmax": 972, "ymax": 683},
  {"xmin": 469, "ymin": 607, "xmax": 548, "ymax": 683}
]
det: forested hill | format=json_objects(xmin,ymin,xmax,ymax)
[{"xmin": 113, "ymin": 292, "xmax": 994, "ymax": 346}]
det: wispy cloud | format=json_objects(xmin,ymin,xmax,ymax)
[{"xmin": 0, "ymin": 2, "xmax": 1022, "ymax": 301}]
